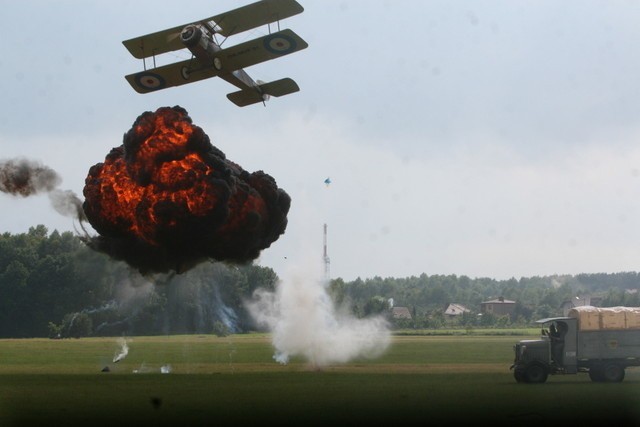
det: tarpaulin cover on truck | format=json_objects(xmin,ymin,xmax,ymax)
[{"xmin": 568, "ymin": 306, "xmax": 640, "ymax": 331}]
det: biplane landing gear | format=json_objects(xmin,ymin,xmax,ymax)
[
  {"xmin": 181, "ymin": 67, "xmax": 191, "ymax": 80},
  {"xmin": 213, "ymin": 57, "xmax": 223, "ymax": 71}
]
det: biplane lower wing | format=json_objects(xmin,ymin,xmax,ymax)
[
  {"xmin": 226, "ymin": 77, "xmax": 300, "ymax": 107},
  {"xmin": 125, "ymin": 59, "xmax": 219, "ymax": 94},
  {"xmin": 215, "ymin": 28, "xmax": 308, "ymax": 73}
]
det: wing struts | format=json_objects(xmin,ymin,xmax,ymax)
[{"xmin": 122, "ymin": 0, "xmax": 306, "ymax": 106}]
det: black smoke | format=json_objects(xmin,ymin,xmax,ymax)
[
  {"xmin": 82, "ymin": 106, "xmax": 290, "ymax": 275},
  {"xmin": 0, "ymin": 158, "xmax": 60, "ymax": 196},
  {"xmin": 0, "ymin": 157, "xmax": 87, "ymax": 224}
]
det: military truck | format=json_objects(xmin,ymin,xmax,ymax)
[{"xmin": 511, "ymin": 306, "xmax": 640, "ymax": 383}]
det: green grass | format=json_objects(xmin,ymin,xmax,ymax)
[
  {"xmin": 394, "ymin": 327, "xmax": 542, "ymax": 336},
  {"xmin": 1, "ymin": 334, "xmax": 639, "ymax": 426}
]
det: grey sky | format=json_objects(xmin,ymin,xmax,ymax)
[{"xmin": 2, "ymin": 0, "xmax": 640, "ymax": 281}]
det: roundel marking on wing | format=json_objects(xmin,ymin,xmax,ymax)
[
  {"xmin": 263, "ymin": 33, "xmax": 297, "ymax": 55},
  {"xmin": 135, "ymin": 72, "xmax": 166, "ymax": 91}
]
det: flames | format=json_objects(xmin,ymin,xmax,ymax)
[{"xmin": 82, "ymin": 106, "xmax": 290, "ymax": 274}]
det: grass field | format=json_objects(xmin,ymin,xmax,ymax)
[{"xmin": 1, "ymin": 334, "xmax": 639, "ymax": 426}]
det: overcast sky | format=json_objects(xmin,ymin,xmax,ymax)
[{"xmin": 2, "ymin": 0, "xmax": 640, "ymax": 282}]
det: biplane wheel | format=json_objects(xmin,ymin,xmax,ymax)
[
  {"xmin": 263, "ymin": 33, "xmax": 297, "ymax": 55},
  {"xmin": 134, "ymin": 72, "xmax": 166, "ymax": 91},
  {"xmin": 181, "ymin": 67, "xmax": 191, "ymax": 80},
  {"xmin": 213, "ymin": 57, "xmax": 222, "ymax": 71}
]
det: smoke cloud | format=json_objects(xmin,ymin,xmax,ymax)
[
  {"xmin": 49, "ymin": 189, "xmax": 87, "ymax": 222},
  {"xmin": 113, "ymin": 337, "xmax": 129, "ymax": 363},
  {"xmin": 247, "ymin": 262, "xmax": 391, "ymax": 367},
  {"xmin": 82, "ymin": 106, "xmax": 290, "ymax": 275},
  {"xmin": 0, "ymin": 157, "xmax": 88, "ymax": 225},
  {"xmin": 0, "ymin": 158, "xmax": 60, "ymax": 196}
]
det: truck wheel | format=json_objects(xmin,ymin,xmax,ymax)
[
  {"xmin": 514, "ymin": 369, "xmax": 526, "ymax": 383},
  {"xmin": 602, "ymin": 363, "xmax": 625, "ymax": 382},
  {"xmin": 524, "ymin": 363, "xmax": 548, "ymax": 384},
  {"xmin": 588, "ymin": 366, "xmax": 604, "ymax": 382}
]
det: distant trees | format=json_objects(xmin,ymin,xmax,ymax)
[
  {"xmin": 336, "ymin": 272, "xmax": 640, "ymax": 329},
  {"xmin": 0, "ymin": 226, "xmax": 117, "ymax": 337},
  {"xmin": 1, "ymin": 226, "xmax": 640, "ymax": 337},
  {"xmin": 0, "ymin": 226, "xmax": 278, "ymax": 338},
  {"xmin": 600, "ymin": 287, "xmax": 640, "ymax": 307}
]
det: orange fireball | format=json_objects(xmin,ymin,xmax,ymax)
[{"xmin": 83, "ymin": 106, "xmax": 289, "ymax": 274}]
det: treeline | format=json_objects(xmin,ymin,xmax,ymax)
[
  {"xmin": 1, "ymin": 226, "xmax": 640, "ymax": 338},
  {"xmin": 329, "ymin": 271, "xmax": 640, "ymax": 328},
  {"xmin": 0, "ymin": 226, "xmax": 277, "ymax": 338}
]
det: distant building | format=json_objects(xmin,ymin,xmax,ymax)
[
  {"xmin": 391, "ymin": 307, "xmax": 412, "ymax": 320},
  {"xmin": 444, "ymin": 303, "xmax": 470, "ymax": 317},
  {"xmin": 480, "ymin": 297, "xmax": 516, "ymax": 317}
]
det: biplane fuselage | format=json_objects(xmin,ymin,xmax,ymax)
[
  {"xmin": 122, "ymin": 0, "xmax": 307, "ymax": 107},
  {"xmin": 179, "ymin": 23, "xmax": 258, "ymax": 92}
]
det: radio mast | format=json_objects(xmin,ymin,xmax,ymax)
[{"xmin": 323, "ymin": 223, "xmax": 330, "ymax": 280}]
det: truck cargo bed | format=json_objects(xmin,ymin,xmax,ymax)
[{"xmin": 577, "ymin": 329, "xmax": 640, "ymax": 360}]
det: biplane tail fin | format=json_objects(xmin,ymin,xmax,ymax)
[{"xmin": 226, "ymin": 77, "xmax": 300, "ymax": 107}]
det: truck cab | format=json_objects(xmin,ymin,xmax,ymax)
[{"xmin": 511, "ymin": 317, "xmax": 578, "ymax": 383}]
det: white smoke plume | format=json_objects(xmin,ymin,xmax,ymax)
[
  {"xmin": 246, "ymin": 262, "xmax": 391, "ymax": 367},
  {"xmin": 132, "ymin": 363, "xmax": 171, "ymax": 374},
  {"xmin": 113, "ymin": 337, "xmax": 129, "ymax": 363},
  {"xmin": 93, "ymin": 276, "xmax": 155, "ymax": 335}
]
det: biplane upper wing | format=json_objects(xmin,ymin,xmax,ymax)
[
  {"xmin": 212, "ymin": 0, "xmax": 304, "ymax": 37},
  {"xmin": 124, "ymin": 59, "xmax": 219, "ymax": 94},
  {"xmin": 122, "ymin": 0, "xmax": 303, "ymax": 59},
  {"xmin": 123, "ymin": 24, "xmax": 191, "ymax": 59},
  {"xmin": 215, "ymin": 28, "xmax": 308, "ymax": 73}
]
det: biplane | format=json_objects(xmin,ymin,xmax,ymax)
[{"xmin": 122, "ymin": 0, "xmax": 307, "ymax": 106}]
